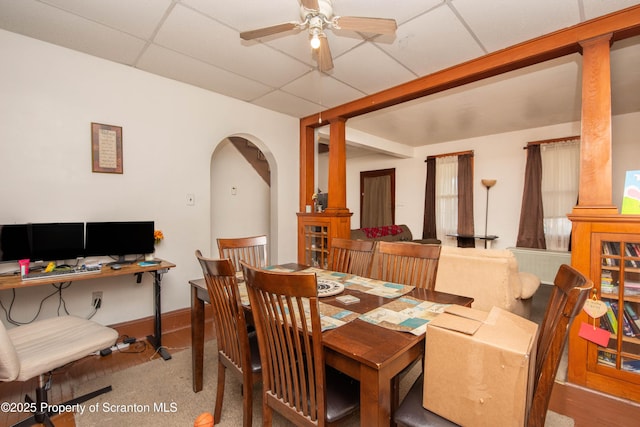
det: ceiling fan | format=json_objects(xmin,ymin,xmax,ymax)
[{"xmin": 240, "ymin": 0, "xmax": 397, "ymax": 72}]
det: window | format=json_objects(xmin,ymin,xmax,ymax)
[
  {"xmin": 517, "ymin": 136, "xmax": 579, "ymax": 251},
  {"xmin": 424, "ymin": 151, "xmax": 474, "ymax": 246},
  {"xmin": 435, "ymin": 156, "xmax": 458, "ymax": 243},
  {"xmin": 541, "ymin": 139, "xmax": 580, "ymax": 250}
]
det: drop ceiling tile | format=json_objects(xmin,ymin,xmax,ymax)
[
  {"xmin": 137, "ymin": 44, "xmax": 272, "ymax": 101},
  {"xmin": 0, "ymin": 0, "xmax": 146, "ymax": 65},
  {"xmin": 380, "ymin": 5, "xmax": 485, "ymax": 76},
  {"xmin": 40, "ymin": 0, "xmax": 173, "ymax": 39},
  {"xmin": 183, "ymin": 0, "xmax": 300, "ymax": 30},
  {"xmin": 583, "ymin": 0, "xmax": 640, "ymax": 19},
  {"xmin": 155, "ymin": 4, "xmax": 312, "ymax": 88},
  {"xmin": 333, "ymin": 0, "xmax": 444, "ymax": 25},
  {"xmin": 330, "ymin": 42, "xmax": 416, "ymax": 94},
  {"xmin": 252, "ymin": 89, "xmax": 323, "ymax": 118},
  {"xmin": 281, "ymin": 70, "xmax": 365, "ymax": 107},
  {"xmin": 453, "ymin": 0, "xmax": 581, "ymax": 52}
]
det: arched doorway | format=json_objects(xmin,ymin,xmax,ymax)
[{"xmin": 210, "ymin": 134, "xmax": 276, "ymax": 261}]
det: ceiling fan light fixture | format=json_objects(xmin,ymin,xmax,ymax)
[{"xmin": 310, "ymin": 30, "xmax": 321, "ymax": 49}]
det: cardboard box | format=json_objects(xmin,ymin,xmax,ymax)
[{"xmin": 423, "ymin": 305, "xmax": 538, "ymax": 427}]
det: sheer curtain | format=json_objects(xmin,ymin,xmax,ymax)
[
  {"xmin": 541, "ymin": 139, "xmax": 580, "ymax": 250},
  {"xmin": 435, "ymin": 156, "xmax": 458, "ymax": 244}
]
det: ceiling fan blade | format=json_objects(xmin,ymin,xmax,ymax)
[
  {"xmin": 300, "ymin": 0, "xmax": 319, "ymax": 11},
  {"xmin": 333, "ymin": 16, "xmax": 397, "ymax": 34},
  {"xmin": 317, "ymin": 34, "xmax": 333, "ymax": 72},
  {"xmin": 240, "ymin": 22, "xmax": 298, "ymax": 40}
]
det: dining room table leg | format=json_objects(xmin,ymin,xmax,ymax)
[
  {"xmin": 359, "ymin": 364, "xmax": 395, "ymax": 427},
  {"xmin": 191, "ymin": 284, "xmax": 205, "ymax": 392}
]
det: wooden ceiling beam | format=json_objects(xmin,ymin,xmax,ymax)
[{"xmin": 300, "ymin": 5, "xmax": 640, "ymax": 128}]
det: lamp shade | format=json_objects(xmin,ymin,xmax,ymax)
[{"xmin": 481, "ymin": 179, "xmax": 497, "ymax": 189}]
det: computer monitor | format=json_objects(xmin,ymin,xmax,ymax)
[
  {"xmin": 30, "ymin": 222, "xmax": 85, "ymax": 262},
  {"xmin": 0, "ymin": 224, "xmax": 31, "ymax": 263},
  {"xmin": 85, "ymin": 221, "xmax": 155, "ymax": 262}
]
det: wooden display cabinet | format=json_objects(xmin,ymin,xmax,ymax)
[
  {"xmin": 297, "ymin": 212, "xmax": 351, "ymax": 268},
  {"xmin": 568, "ymin": 215, "xmax": 640, "ymax": 402}
]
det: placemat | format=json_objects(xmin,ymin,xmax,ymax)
[{"xmin": 358, "ymin": 296, "xmax": 450, "ymax": 335}]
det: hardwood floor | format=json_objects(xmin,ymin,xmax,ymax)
[{"xmin": 2, "ymin": 306, "xmax": 640, "ymax": 427}]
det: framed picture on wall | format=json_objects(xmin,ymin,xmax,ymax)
[{"xmin": 91, "ymin": 122, "xmax": 123, "ymax": 174}]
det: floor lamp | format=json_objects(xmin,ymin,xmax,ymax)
[{"xmin": 481, "ymin": 179, "xmax": 497, "ymax": 249}]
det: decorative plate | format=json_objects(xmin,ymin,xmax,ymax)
[{"xmin": 317, "ymin": 278, "xmax": 345, "ymax": 297}]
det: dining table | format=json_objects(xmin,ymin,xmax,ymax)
[{"xmin": 189, "ymin": 263, "xmax": 473, "ymax": 427}]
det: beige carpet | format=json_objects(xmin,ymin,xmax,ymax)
[{"xmin": 74, "ymin": 340, "xmax": 573, "ymax": 426}]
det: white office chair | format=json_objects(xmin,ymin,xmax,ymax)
[{"xmin": 0, "ymin": 315, "xmax": 118, "ymax": 426}]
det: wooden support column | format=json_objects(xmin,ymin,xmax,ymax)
[
  {"xmin": 575, "ymin": 33, "xmax": 617, "ymax": 212},
  {"xmin": 299, "ymin": 121, "xmax": 316, "ymax": 212},
  {"xmin": 325, "ymin": 118, "xmax": 349, "ymax": 213}
]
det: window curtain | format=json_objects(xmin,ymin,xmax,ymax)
[
  {"xmin": 435, "ymin": 156, "xmax": 458, "ymax": 244},
  {"xmin": 541, "ymin": 139, "xmax": 580, "ymax": 250},
  {"xmin": 362, "ymin": 175, "xmax": 392, "ymax": 228},
  {"xmin": 457, "ymin": 154, "xmax": 475, "ymax": 248},
  {"xmin": 422, "ymin": 157, "xmax": 437, "ymax": 239},
  {"xmin": 517, "ymin": 145, "xmax": 546, "ymax": 248}
]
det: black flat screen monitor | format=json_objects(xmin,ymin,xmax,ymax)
[
  {"xmin": 0, "ymin": 224, "xmax": 31, "ymax": 263},
  {"xmin": 30, "ymin": 222, "xmax": 85, "ymax": 262},
  {"xmin": 85, "ymin": 221, "xmax": 155, "ymax": 262}
]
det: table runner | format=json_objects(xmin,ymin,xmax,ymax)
[
  {"xmin": 236, "ymin": 281, "xmax": 358, "ymax": 331},
  {"xmin": 239, "ymin": 266, "xmax": 432, "ymax": 333},
  {"xmin": 266, "ymin": 266, "xmax": 415, "ymax": 298}
]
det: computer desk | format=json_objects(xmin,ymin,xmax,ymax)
[{"xmin": 0, "ymin": 259, "xmax": 176, "ymax": 361}]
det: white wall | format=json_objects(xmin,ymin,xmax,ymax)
[
  {"xmin": 343, "ymin": 112, "xmax": 639, "ymax": 249},
  {"xmin": 0, "ymin": 30, "xmax": 299, "ymax": 327},
  {"xmin": 210, "ymin": 139, "xmax": 270, "ymax": 256}
]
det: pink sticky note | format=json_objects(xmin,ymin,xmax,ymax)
[{"xmin": 578, "ymin": 321, "xmax": 610, "ymax": 347}]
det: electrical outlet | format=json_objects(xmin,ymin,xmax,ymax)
[{"xmin": 92, "ymin": 291, "xmax": 103, "ymax": 309}]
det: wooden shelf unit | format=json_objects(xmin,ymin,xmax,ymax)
[
  {"xmin": 568, "ymin": 215, "xmax": 640, "ymax": 402},
  {"xmin": 297, "ymin": 212, "xmax": 351, "ymax": 268}
]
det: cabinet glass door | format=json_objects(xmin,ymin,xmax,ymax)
[
  {"xmin": 598, "ymin": 239, "xmax": 640, "ymax": 375},
  {"xmin": 303, "ymin": 224, "xmax": 328, "ymax": 268}
]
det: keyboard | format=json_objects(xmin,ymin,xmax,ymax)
[{"xmin": 22, "ymin": 266, "xmax": 102, "ymax": 281}]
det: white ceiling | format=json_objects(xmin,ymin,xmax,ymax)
[{"xmin": 1, "ymin": 0, "xmax": 639, "ymax": 150}]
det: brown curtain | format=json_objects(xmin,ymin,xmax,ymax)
[
  {"xmin": 457, "ymin": 154, "xmax": 475, "ymax": 248},
  {"xmin": 362, "ymin": 175, "xmax": 392, "ymax": 228},
  {"xmin": 422, "ymin": 157, "xmax": 437, "ymax": 239},
  {"xmin": 517, "ymin": 145, "xmax": 546, "ymax": 248}
]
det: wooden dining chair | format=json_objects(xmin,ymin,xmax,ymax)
[
  {"xmin": 393, "ymin": 263, "xmax": 593, "ymax": 427},
  {"xmin": 217, "ymin": 235, "xmax": 268, "ymax": 273},
  {"xmin": 195, "ymin": 251, "xmax": 261, "ymax": 427},
  {"xmin": 372, "ymin": 241, "xmax": 442, "ymax": 290},
  {"xmin": 241, "ymin": 261, "xmax": 360, "ymax": 427},
  {"xmin": 327, "ymin": 238, "xmax": 376, "ymax": 277}
]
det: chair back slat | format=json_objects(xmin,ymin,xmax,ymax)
[
  {"xmin": 217, "ymin": 235, "xmax": 268, "ymax": 272},
  {"xmin": 373, "ymin": 241, "xmax": 442, "ymax": 290},
  {"xmin": 242, "ymin": 262, "xmax": 325, "ymax": 426},
  {"xmin": 327, "ymin": 238, "xmax": 376, "ymax": 277},
  {"xmin": 195, "ymin": 251, "xmax": 251, "ymax": 372},
  {"xmin": 527, "ymin": 264, "xmax": 592, "ymax": 427}
]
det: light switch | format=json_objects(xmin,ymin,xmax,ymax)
[{"xmin": 186, "ymin": 193, "xmax": 195, "ymax": 206}]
